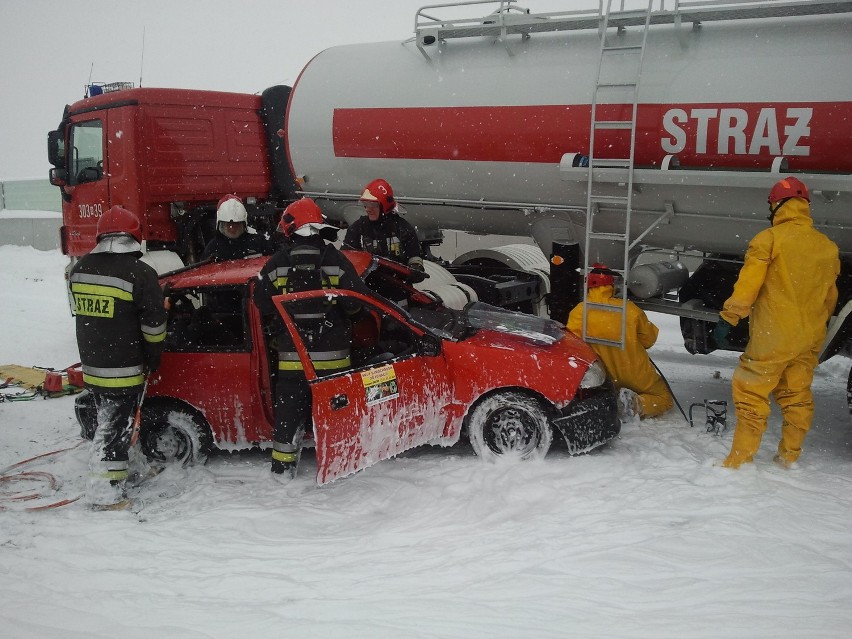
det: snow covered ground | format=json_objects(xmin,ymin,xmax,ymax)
[{"xmin": 1, "ymin": 244, "xmax": 851, "ymax": 638}]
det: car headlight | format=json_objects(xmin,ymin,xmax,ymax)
[{"xmin": 579, "ymin": 360, "xmax": 607, "ymax": 389}]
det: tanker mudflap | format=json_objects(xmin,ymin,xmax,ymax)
[{"xmin": 553, "ymin": 382, "xmax": 620, "ymax": 454}]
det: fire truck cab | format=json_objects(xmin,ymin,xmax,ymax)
[{"xmin": 46, "ymin": 84, "xmax": 290, "ymax": 267}]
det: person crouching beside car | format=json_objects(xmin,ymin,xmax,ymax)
[{"xmin": 567, "ymin": 263, "xmax": 673, "ymax": 420}]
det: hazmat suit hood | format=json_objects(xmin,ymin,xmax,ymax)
[
  {"xmin": 587, "ymin": 284, "xmax": 615, "ymax": 301},
  {"xmin": 771, "ymin": 197, "xmax": 812, "ymax": 228}
]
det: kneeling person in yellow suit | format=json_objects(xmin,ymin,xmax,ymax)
[
  {"xmin": 714, "ymin": 177, "xmax": 839, "ymax": 469},
  {"xmin": 567, "ymin": 264, "xmax": 673, "ymax": 419}
]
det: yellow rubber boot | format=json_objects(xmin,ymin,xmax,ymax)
[
  {"xmin": 776, "ymin": 421, "xmax": 808, "ymax": 466},
  {"xmin": 723, "ymin": 357, "xmax": 781, "ymax": 468},
  {"xmin": 722, "ymin": 409, "xmax": 768, "ymax": 468},
  {"xmin": 773, "ymin": 352, "xmax": 816, "ymax": 467}
]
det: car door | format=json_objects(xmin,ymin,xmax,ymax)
[
  {"xmin": 158, "ymin": 285, "xmax": 263, "ymax": 445},
  {"xmin": 274, "ymin": 289, "xmax": 454, "ymax": 484}
]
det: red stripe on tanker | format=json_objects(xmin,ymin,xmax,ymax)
[{"xmin": 332, "ymin": 102, "xmax": 851, "ymax": 171}]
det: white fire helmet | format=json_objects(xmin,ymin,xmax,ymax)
[{"xmin": 216, "ymin": 195, "xmax": 248, "ymax": 224}]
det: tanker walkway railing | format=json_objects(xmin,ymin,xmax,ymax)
[{"xmin": 411, "ymin": 0, "xmax": 852, "ymax": 58}]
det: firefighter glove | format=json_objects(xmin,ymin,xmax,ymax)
[{"xmin": 713, "ymin": 318, "xmax": 734, "ymax": 347}]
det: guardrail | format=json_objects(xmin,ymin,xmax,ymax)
[{"xmin": 0, "ymin": 179, "xmax": 62, "ymax": 250}]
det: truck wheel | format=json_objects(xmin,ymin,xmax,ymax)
[
  {"xmin": 467, "ymin": 392, "xmax": 552, "ymax": 461},
  {"xmin": 847, "ymin": 364, "xmax": 851, "ymax": 417},
  {"xmin": 140, "ymin": 404, "xmax": 213, "ymax": 466}
]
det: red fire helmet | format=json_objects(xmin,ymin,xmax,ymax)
[
  {"xmin": 587, "ymin": 263, "xmax": 614, "ymax": 289},
  {"xmin": 768, "ymin": 176, "xmax": 810, "ymax": 204},
  {"xmin": 278, "ymin": 198, "xmax": 335, "ymax": 237},
  {"xmin": 96, "ymin": 206, "xmax": 143, "ymax": 243},
  {"xmin": 359, "ymin": 178, "xmax": 395, "ymax": 214}
]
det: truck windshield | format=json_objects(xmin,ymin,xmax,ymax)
[{"xmin": 69, "ymin": 120, "xmax": 103, "ymax": 185}]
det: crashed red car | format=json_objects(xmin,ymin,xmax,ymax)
[{"xmin": 76, "ymin": 252, "xmax": 620, "ymax": 483}]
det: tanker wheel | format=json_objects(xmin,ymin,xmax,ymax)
[
  {"xmin": 140, "ymin": 403, "xmax": 213, "ymax": 467},
  {"xmin": 467, "ymin": 392, "xmax": 552, "ymax": 461}
]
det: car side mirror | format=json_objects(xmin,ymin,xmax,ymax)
[
  {"xmin": 49, "ymin": 167, "xmax": 68, "ymax": 187},
  {"xmin": 416, "ymin": 334, "xmax": 441, "ymax": 357}
]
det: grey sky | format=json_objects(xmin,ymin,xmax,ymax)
[{"xmin": 0, "ymin": 0, "xmax": 594, "ymax": 179}]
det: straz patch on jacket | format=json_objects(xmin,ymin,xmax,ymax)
[
  {"xmin": 74, "ymin": 293, "xmax": 114, "ymax": 317},
  {"xmin": 361, "ymin": 364, "xmax": 399, "ymax": 406}
]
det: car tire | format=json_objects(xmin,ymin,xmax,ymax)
[
  {"xmin": 467, "ymin": 392, "xmax": 553, "ymax": 461},
  {"xmin": 140, "ymin": 403, "xmax": 213, "ymax": 466}
]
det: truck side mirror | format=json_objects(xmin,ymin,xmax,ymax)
[
  {"xmin": 47, "ymin": 130, "xmax": 65, "ymax": 167},
  {"xmin": 76, "ymin": 166, "xmax": 102, "ymax": 184},
  {"xmin": 48, "ymin": 167, "xmax": 68, "ymax": 187}
]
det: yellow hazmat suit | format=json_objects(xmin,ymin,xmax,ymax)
[
  {"xmin": 720, "ymin": 197, "xmax": 839, "ymax": 468},
  {"xmin": 567, "ymin": 285, "xmax": 673, "ymax": 418}
]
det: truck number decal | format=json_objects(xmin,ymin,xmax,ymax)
[
  {"xmin": 661, "ymin": 107, "xmax": 812, "ymax": 157},
  {"xmin": 78, "ymin": 203, "xmax": 103, "ymax": 219}
]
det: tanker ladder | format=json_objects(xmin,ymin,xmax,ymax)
[{"xmin": 582, "ymin": 0, "xmax": 653, "ymax": 350}]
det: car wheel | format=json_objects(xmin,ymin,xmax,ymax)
[
  {"xmin": 467, "ymin": 392, "xmax": 553, "ymax": 461},
  {"xmin": 140, "ymin": 403, "xmax": 213, "ymax": 466}
]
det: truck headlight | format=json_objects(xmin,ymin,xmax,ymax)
[{"xmin": 579, "ymin": 360, "xmax": 606, "ymax": 389}]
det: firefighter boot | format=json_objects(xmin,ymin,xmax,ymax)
[
  {"xmin": 617, "ymin": 388, "xmax": 640, "ymax": 422},
  {"xmin": 91, "ymin": 498, "xmax": 142, "ymax": 512},
  {"xmin": 87, "ymin": 459, "xmax": 129, "ymax": 508},
  {"xmin": 271, "ymin": 443, "xmax": 300, "ymax": 483}
]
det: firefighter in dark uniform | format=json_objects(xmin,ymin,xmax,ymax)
[
  {"xmin": 344, "ymin": 178, "xmax": 424, "ymax": 271},
  {"xmin": 200, "ymin": 194, "xmax": 276, "ymax": 262},
  {"xmin": 70, "ymin": 206, "xmax": 166, "ymax": 509},
  {"xmin": 254, "ymin": 198, "xmax": 370, "ymax": 482}
]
